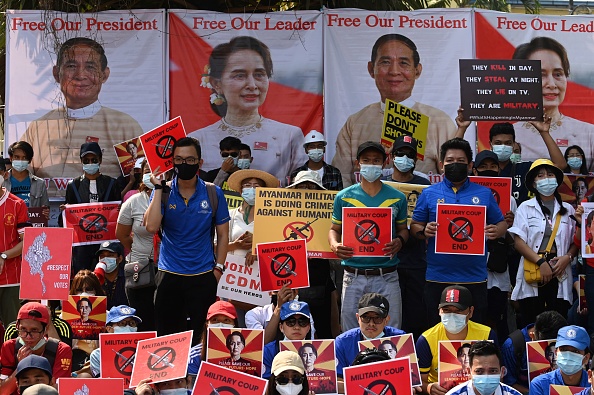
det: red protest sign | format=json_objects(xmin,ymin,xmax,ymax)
[
  {"xmin": 342, "ymin": 207, "xmax": 392, "ymax": 257},
  {"xmin": 358, "ymin": 333, "xmax": 421, "ymax": 387},
  {"xmin": 58, "ymin": 378, "xmax": 124, "ymax": 395},
  {"xmin": 100, "ymin": 331, "xmax": 157, "ymax": 387},
  {"xmin": 257, "ymin": 239, "xmax": 309, "ymax": 292},
  {"xmin": 344, "ymin": 357, "xmax": 411, "ymax": 395},
  {"xmin": 20, "ymin": 228, "xmax": 73, "ymax": 300},
  {"xmin": 140, "ymin": 116, "xmax": 187, "ymax": 174},
  {"xmin": 130, "ymin": 330, "xmax": 193, "ymax": 387},
  {"xmin": 469, "ymin": 176, "xmax": 512, "ymax": 213},
  {"xmin": 206, "ymin": 328, "xmax": 264, "ymax": 377},
  {"xmin": 193, "ymin": 361, "xmax": 268, "ymax": 395},
  {"xmin": 114, "ymin": 137, "xmax": 144, "ymax": 176},
  {"xmin": 63, "ymin": 295, "xmax": 107, "ymax": 340},
  {"xmin": 62, "ymin": 202, "xmax": 120, "ymax": 246},
  {"xmin": 435, "ymin": 204, "xmax": 486, "ymax": 256},
  {"xmin": 279, "ymin": 340, "xmax": 337, "ymax": 394}
]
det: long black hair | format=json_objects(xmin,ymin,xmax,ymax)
[{"xmin": 565, "ymin": 145, "xmax": 588, "ymax": 175}]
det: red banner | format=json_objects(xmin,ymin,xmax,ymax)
[
  {"xmin": 343, "ymin": 357, "xmax": 411, "ymax": 395},
  {"xmin": 62, "ymin": 202, "xmax": 120, "ymax": 246},
  {"xmin": 140, "ymin": 116, "xmax": 187, "ymax": 174},
  {"xmin": 469, "ymin": 176, "xmax": 512, "ymax": 213},
  {"xmin": 193, "ymin": 361, "xmax": 268, "ymax": 395},
  {"xmin": 19, "ymin": 228, "xmax": 73, "ymax": 300},
  {"xmin": 114, "ymin": 137, "xmax": 144, "ymax": 176},
  {"xmin": 206, "ymin": 328, "xmax": 264, "ymax": 377},
  {"xmin": 58, "ymin": 378, "xmax": 124, "ymax": 395},
  {"xmin": 342, "ymin": 207, "xmax": 393, "ymax": 257},
  {"xmin": 130, "ymin": 330, "xmax": 193, "ymax": 387},
  {"xmin": 279, "ymin": 340, "xmax": 337, "ymax": 394},
  {"xmin": 100, "ymin": 331, "xmax": 157, "ymax": 387},
  {"xmin": 63, "ymin": 295, "xmax": 107, "ymax": 340},
  {"xmin": 435, "ymin": 204, "xmax": 486, "ymax": 255},
  {"xmin": 257, "ymin": 239, "xmax": 309, "ymax": 292}
]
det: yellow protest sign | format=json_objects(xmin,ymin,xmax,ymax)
[
  {"xmin": 252, "ymin": 187, "xmax": 337, "ymax": 258},
  {"xmin": 221, "ymin": 179, "xmax": 243, "ymax": 211},
  {"xmin": 381, "ymin": 99, "xmax": 429, "ymax": 160},
  {"xmin": 383, "ymin": 181, "xmax": 429, "ymax": 226}
]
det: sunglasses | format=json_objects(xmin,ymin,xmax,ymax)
[
  {"xmin": 221, "ymin": 152, "xmax": 239, "ymax": 158},
  {"xmin": 276, "ymin": 375, "xmax": 304, "ymax": 386},
  {"xmin": 284, "ymin": 317, "xmax": 310, "ymax": 328},
  {"xmin": 393, "ymin": 150, "xmax": 416, "ymax": 159},
  {"xmin": 359, "ymin": 314, "xmax": 386, "ymax": 324}
]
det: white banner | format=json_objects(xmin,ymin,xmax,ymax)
[{"xmin": 217, "ymin": 254, "xmax": 271, "ymax": 306}]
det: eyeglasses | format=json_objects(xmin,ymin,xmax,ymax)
[
  {"xmin": 113, "ymin": 319, "xmax": 138, "ymax": 327},
  {"xmin": 359, "ymin": 314, "xmax": 386, "ymax": 324},
  {"xmin": 393, "ymin": 150, "xmax": 415, "ymax": 159},
  {"xmin": 221, "ymin": 152, "xmax": 239, "ymax": 158},
  {"xmin": 284, "ymin": 317, "xmax": 310, "ymax": 328},
  {"xmin": 18, "ymin": 329, "xmax": 44, "ymax": 338},
  {"xmin": 173, "ymin": 157, "xmax": 199, "ymax": 165},
  {"xmin": 276, "ymin": 375, "xmax": 304, "ymax": 385},
  {"xmin": 82, "ymin": 158, "xmax": 99, "ymax": 164},
  {"xmin": 242, "ymin": 182, "xmax": 262, "ymax": 188}
]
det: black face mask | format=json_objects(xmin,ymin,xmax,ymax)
[
  {"xmin": 444, "ymin": 163, "xmax": 469, "ymax": 183},
  {"xmin": 271, "ymin": 294, "xmax": 278, "ymax": 307},
  {"xmin": 174, "ymin": 163, "xmax": 200, "ymax": 180},
  {"xmin": 19, "ymin": 385, "xmax": 33, "ymax": 394},
  {"xmin": 477, "ymin": 170, "xmax": 499, "ymax": 178}
]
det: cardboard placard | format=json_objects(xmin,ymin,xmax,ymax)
[
  {"xmin": 114, "ymin": 137, "xmax": 145, "ymax": 176},
  {"xmin": 63, "ymin": 295, "xmax": 107, "ymax": 340},
  {"xmin": 58, "ymin": 378, "xmax": 124, "ymax": 395},
  {"xmin": 469, "ymin": 176, "xmax": 512, "ymax": 214},
  {"xmin": 193, "ymin": 361, "xmax": 268, "ymax": 395},
  {"xmin": 358, "ymin": 333, "xmax": 421, "ymax": 387},
  {"xmin": 20, "ymin": 228, "xmax": 73, "ymax": 300},
  {"xmin": 99, "ymin": 331, "xmax": 157, "ymax": 387},
  {"xmin": 130, "ymin": 330, "xmax": 193, "ymax": 387},
  {"xmin": 437, "ymin": 341, "xmax": 477, "ymax": 391},
  {"xmin": 62, "ymin": 202, "xmax": 120, "ymax": 246},
  {"xmin": 342, "ymin": 207, "xmax": 393, "ymax": 257},
  {"xmin": 28, "ymin": 207, "xmax": 48, "ymax": 227},
  {"xmin": 206, "ymin": 328, "xmax": 264, "ymax": 377},
  {"xmin": 140, "ymin": 116, "xmax": 187, "ymax": 174},
  {"xmin": 459, "ymin": 59, "xmax": 543, "ymax": 121},
  {"xmin": 279, "ymin": 340, "xmax": 338, "ymax": 394},
  {"xmin": 550, "ymin": 385, "xmax": 587, "ymax": 395},
  {"xmin": 383, "ymin": 181, "xmax": 429, "ymax": 227},
  {"xmin": 526, "ymin": 339, "xmax": 557, "ymax": 386},
  {"xmin": 256, "ymin": 239, "xmax": 309, "ymax": 292},
  {"xmin": 435, "ymin": 204, "xmax": 486, "ymax": 255},
  {"xmin": 579, "ymin": 275, "xmax": 587, "ymax": 311},
  {"xmin": 252, "ymin": 187, "xmax": 338, "ymax": 259},
  {"xmin": 217, "ymin": 254, "xmax": 271, "ymax": 307},
  {"xmin": 580, "ymin": 202, "xmax": 594, "ymax": 258},
  {"xmin": 381, "ymin": 99, "xmax": 429, "ymax": 160},
  {"xmin": 343, "ymin": 357, "xmax": 411, "ymax": 395}
]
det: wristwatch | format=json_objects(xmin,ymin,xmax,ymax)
[
  {"xmin": 215, "ymin": 263, "xmax": 226, "ymax": 273},
  {"xmin": 0, "ymin": 253, "xmax": 7, "ymax": 260}
]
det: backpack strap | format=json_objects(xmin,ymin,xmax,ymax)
[
  {"xmin": 103, "ymin": 178, "xmax": 115, "ymax": 201},
  {"xmin": 13, "ymin": 338, "xmax": 59, "ymax": 371},
  {"xmin": 205, "ymin": 182, "xmax": 218, "ymax": 246},
  {"xmin": 71, "ymin": 177, "xmax": 83, "ymax": 204},
  {"xmin": 509, "ymin": 329, "xmax": 527, "ymax": 382}
]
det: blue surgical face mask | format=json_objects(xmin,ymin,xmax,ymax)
[
  {"xmin": 237, "ymin": 159, "xmax": 251, "ymax": 170},
  {"xmin": 568, "ymin": 157, "xmax": 583, "ymax": 170},
  {"xmin": 362, "ymin": 331, "xmax": 385, "ymax": 341},
  {"xmin": 393, "ymin": 156, "xmax": 415, "ymax": 173},
  {"xmin": 510, "ymin": 153, "xmax": 521, "ymax": 164},
  {"xmin": 83, "ymin": 163, "xmax": 100, "ymax": 175},
  {"xmin": 159, "ymin": 389, "xmax": 188, "ymax": 395},
  {"xmin": 11, "ymin": 160, "xmax": 29, "ymax": 172},
  {"xmin": 142, "ymin": 173, "xmax": 155, "ymax": 189},
  {"xmin": 307, "ymin": 148, "xmax": 324, "ymax": 163},
  {"xmin": 440, "ymin": 313, "xmax": 468, "ymax": 334},
  {"xmin": 242, "ymin": 187, "xmax": 256, "ymax": 206},
  {"xmin": 492, "ymin": 145, "xmax": 513, "ymax": 162},
  {"xmin": 223, "ymin": 156, "xmax": 239, "ymax": 167},
  {"xmin": 535, "ymin": 177, "xmax": 558, "ymax": 197},
  {"xmin": 113, "ymin": 325, "xmax": 138, "ymax": 334},
  {"xmin": 359, "ymin": 164, "xmax": 383, "ymax": 182},
  {"xmin": 472, "ymin": 374, "xmax": 501, "ymax": 395},
  {"xmin": 103, "ymin": 257, "xmax": 118, "ymax": 273},
  {"xmin": 556, "ymin": 351, "xmax": 585, "ymax": 375},
  {"xmin": 208, "ymin": 323, "xmax": 234, "ymax": 328}
]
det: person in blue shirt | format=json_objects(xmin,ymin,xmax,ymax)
[
  {"xmin": 529, "ymin": 325, "xmax": 591, "ymax": 395},
  {"xmin": 410, "ymin": 138, "xmax": 507, "ymax": 326},
  {"xmin": 145, "ymin": 137, "xmax": 230, "ymax": 344}
]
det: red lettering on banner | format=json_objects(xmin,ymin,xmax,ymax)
[
  {"xmin": 561, "ymin": 19, "xmax": 594, "ymax": 32},
  {"xmin": 496, "ymin": 17, "xmax": 527, "ymax": 30},
  {"xmin": 264, "ymin": 17, "xmax": 317, "ymax": 30},
  {"xmin": 326, "ymin": 13, "xmax": 361, "ymax": 27},
  {"xmin": 192, "ymin": 17, "xmax": 227, "ymax": 30},
  {"xmin": 85, "ymin": 18, "xmax": 158, "ymax": 31},
  {"xmin": 398, "ymin": 15, "xmax": 468, "ymax": 29},
  {"xmin": 52, "ymin": 178, "xmax": 73, "ymax": 191},
  {"xmin": 10, "ymin": 18, "xmax": 46, "ymax": 30}
]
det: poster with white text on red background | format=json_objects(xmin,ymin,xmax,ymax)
[{"xmin": 474, "ymin": 10, "xmax": 594, "ymax": 171}]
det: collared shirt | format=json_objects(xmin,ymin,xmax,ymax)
[
  {"xmin": 290, "ymin": 161, "xmax": 344, "ymax": 191},
  {"xmin": 529, "ymin": 369, "xmax": 590, "ymax": 395},
  {"xmin": 412, "ymin": 178, "xmax": 505, "ymax": 283}
]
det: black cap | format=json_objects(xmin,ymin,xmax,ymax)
[
  {"xmin": 80, "ymin": 142, "xmax": 102, "ymax": 158},
  {"xmin": 473, "ymin": 150, "xmax": 499, "ymax": 169},
  {"xmin": 392, "ymin": 135, "xmax": 418, "ymax": 153},
  {"xmin": 356, "ymin": 141, "xmax": 387, "ymax": 161},
  {"xmin": 439, "ymin": 285, "xmax": 473, "ymax": 310},
  {"xmin": 95, "ymin": 241, "xmax": 124, "ymax": 257},
  {"xmin": 358, "ymin": 293, "xmax": 389, "ymax": 317}
]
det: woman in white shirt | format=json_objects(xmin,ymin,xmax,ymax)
[{"xmin": 509, "ymin": 159, "xmax": 579, "ymax": 327}]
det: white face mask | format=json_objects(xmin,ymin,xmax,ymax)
[
  {"xmin": 440, "ymin": 313, "xmax": 468, "ymax": 334},
  {"xmin": 11, "ymin": 160, "xmax": 29, "ymax": 172},
  {"xmin": 142, "ymin": 173, "xmax": 155, "ymax": 189},
  {"xmin": 18, "ymin": 336, "xmax": 47, "ymax": 351},
  {"xmin": 208, "ymin": 323, "xmax": 234, "ymax": 328},
  {"xmin": 102, "ymin": 257, "xmax": 118, "ymax": 273},
  {"xmin": 276, "ymin": 383, "xmax": 303, "ymax": 395},
  {"xmin": 113, "ymin": 325, "xmax": 138, "ymax": 333},
  {"xmin": 362, "ymin": 331, "xmax": 385, "ymax": 341},
  {"xmin": 159, "ymin": 389, "xmax": 188, "ymax": 395}
]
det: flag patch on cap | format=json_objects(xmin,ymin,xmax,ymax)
[{"xmin": 446, "ymin": 289, "xmax": 460, "ymax": 303}]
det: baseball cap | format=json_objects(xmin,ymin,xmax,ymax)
[
  {"xmin": 80, "ymin": 142, "xmax": 102, "ymax": 158},
  {"xmin": 474, "ymin": 150, "xmax": 499, "ymax": 168},
  {"xmin": 206, "ymin": 301, "xmax": 237, "ymax": 321},
  {"xmin": 16, "ymin": 355, "xmax": 52, "ymax": 380},
  {"xmin": 271, "ymin": 351, "xmax": 305, "ymax": 376},
  {"xmin": 96, "ymin": 241, "xmax": 124, "ymax": 257},
  {"xmin": 280, "ymin": 300, "xmax": 311, "ymax": 321},
  {"xmin": 356, "ymin": 141, "xmax": 387, "ymax": 161},
  {"xmin": 303, "ymin": 130, "xmax": 326, "ymax": 148},
  {"xmin": 287, "ymin": 170, "xmax": 326, "ymax": 190},
  {"xmin": 556, "ymin": 325, "xmax": 590, "ymax": 350},
  {"xmin": 358, "ymin": 293, "xmax": 389, "ymax": 317},
  {"xmin": 107, "ymin": 305, "xmax": 142, "ymax": 324},
  {"xmin": 22, "ymin": 384, "xmax": 58, "ymax": 395},
  {"xmin": 392, "ymin": 135, "xmax": 418, "ymax": 153},
  {"xmin": 439, "ymin": 285, "xmax": 473, "ymax": 311},
  {"xmin": 17, "ymin": 302, "xmax": 50, "ymax": 325}
]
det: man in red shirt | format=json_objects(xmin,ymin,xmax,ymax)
[
  {"xmin": 0, "ymin": 302, "xmax": 72, "ymax": 394},
  {"xmin": 0, "ymin": 158, "xmax": 29, "ymax": 326}
]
